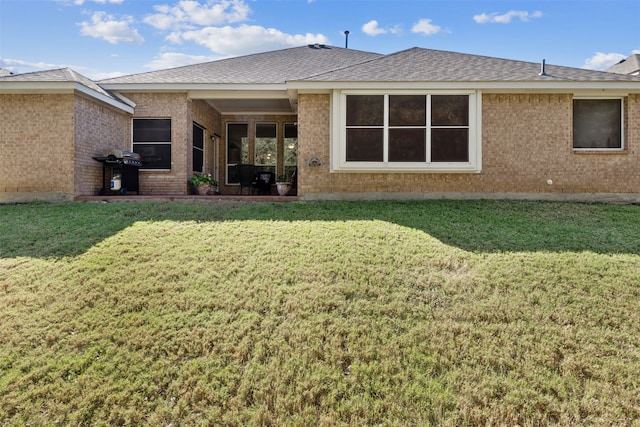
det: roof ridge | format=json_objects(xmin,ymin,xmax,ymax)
[{"xmin": 98, "ymin": 44, "xmax": 379, "ymax": 83}]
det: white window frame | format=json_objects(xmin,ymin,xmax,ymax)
[
  {"xmin": 572, "ymin": 96, "xmax": 625, "ymax": 151},
  {"xmin": 331, "ymin": 89, "xmax": 482, "ymax": 173}
]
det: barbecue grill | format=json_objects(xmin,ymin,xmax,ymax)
[{"xmin": 93, "ymin": 150, "xmax": 142, "ymax": 195}]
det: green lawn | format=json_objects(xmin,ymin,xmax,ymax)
[{"xmin": 1, "ymin": 200, "xmax": 639, "ymax": 426}]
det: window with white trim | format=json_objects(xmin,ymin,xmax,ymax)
[
  {"xmin": 573, "ymin": 98, "xmax": 623, "ymax": 150},
  {"xmin": 333, "ymin": 91, "xmax": 481, "ymax": 172}
]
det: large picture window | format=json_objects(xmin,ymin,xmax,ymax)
[
  {"xmin": 573, "ymin": 98, "xmax": 623, "ymax": 149},
  {"xmin": 335, "ymin": 91, "xmax": 480, "ymax": 172},
  {"xmin": 133, "ymin": 118, "xmax": 171, "ymax": 169}
]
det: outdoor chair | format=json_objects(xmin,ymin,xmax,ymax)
[
  {"xmin": 254, "ymin": 171, "xmax": 275, "ymax": 195},
  {"xmin": 235, "ymin": 164, "xmax": 257, "ymax": 194}
]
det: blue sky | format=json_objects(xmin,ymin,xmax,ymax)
[{"xmin": 1, "ymin": 0, "xmax": 639, "ymax": 80}]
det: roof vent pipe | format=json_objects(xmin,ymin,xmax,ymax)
[
  {"xmin": 344, "ymin": 30, "xmax": 350, "ymax": 48},
  {"xmin": 539, "ymin": 59, "xmax": 547, "ymax": 76}
]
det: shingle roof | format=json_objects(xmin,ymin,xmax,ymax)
[
  {"xmin": 0, "ymin": 67, "xmax": 127, "ymax": 99},
  {"xmin": 606, "ymin": 54, "xmax": 640, "ymax": 76},
  {"xmin": 98, "ymin": 45, "xmax": 383, "ymax": 85},
  {"xmin": 299, "ymin": 47, "xmax": 640, "ymax": 82}
]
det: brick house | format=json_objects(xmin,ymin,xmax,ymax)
[{"xmin": 1, "ymin": 45, "xmax": 640, "ymax": 202}]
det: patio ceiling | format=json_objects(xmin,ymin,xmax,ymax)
[{"xmin": 190, "ymin": 89, "xmax": 298, "ymax": 115}]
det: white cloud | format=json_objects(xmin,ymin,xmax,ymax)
[
  {"xmin": 144, "ymin": 52, "xmax": 216, "ymax": 70},
  {"xmin": 79, "ymin": 12, "xmax": 144, "ymax": 44},
  {"xmin": 583, "ymin": 52, "xmax": 627, "ymax": 70},
  {"xmin": 411, "ymin": 19, "xmax": 442, "ymax": 36},
  {"xmin": 473, "ymin": 10, "xmax": 543, "ymax": 24},
  {"xmin": 361, "ymin": 20, "xmax": 401, "ymax": 37},
  {"xmin": 362, "ymin": 20, "xmax": 387, "ymax": 36},
  {"xmin": 144, "ymin": 0, "xmax": 250, "ymax": 30},
  {"xmin": 0, "ymin": 56, "xmax": 131, "ymax": 80},
  {"xmin": 0, "ymin": 58, "xmax": 65, "ymax": 73},
  {"xmin": 54, "ymin": 0, "xmax": 124, "ymax": 6},
  {"xmin": 68, "ymin": 0, "xmax": 124, "ymax": 4},
  {"xmin": 173, "ymin": 24, "xmax": 329, "ymax": 56}
]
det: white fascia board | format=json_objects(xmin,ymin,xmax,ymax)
[
  {"xmin": 288, "ymin": 80, "xmax": 640, "ymax": 93},
  {"xmin": 0, "ymin": 81, "xmax": 134, "ymax": 113},
  {"xmin": 75, "ymin": 84, "xmax": 134, "ymax": 114},
  {"xmin": 0, "ymin": 81, "xmax": 77, "ymax": 92}
]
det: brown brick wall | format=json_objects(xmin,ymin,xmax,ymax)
[
  {"xmin": 297, "ymin": 92, "xmax": 640, "ymax": 198},
  {"xmin": 191, "ymin": 99, "xmax": 222, "ymax": 192},
  {"xmin": 0, "ymin": 93, "xmax": 76, "ymax": 198},
  {"xmin": 126, "ymin": 92, "xmax": 191, "ymax": 194},
  {"xmin": 74, "ymin": 95, "xmax": 130, "ymax": 196}
]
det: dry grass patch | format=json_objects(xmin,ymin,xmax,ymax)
[{"xmin": 0, "ymin": 200, "xmax": 639, "ymax": 425}]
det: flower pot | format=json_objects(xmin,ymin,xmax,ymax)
[
  {"xmin": 276, "ymin": 182, "xmax": 292, "ymax": 196},
  {"xmin": 195, "ymin": 183, "xmax": 213, "ymax": 195}
]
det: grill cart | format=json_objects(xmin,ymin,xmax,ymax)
[{"xmin": 93, "ymin": 150, "xmax": 142, "ymax": 195}]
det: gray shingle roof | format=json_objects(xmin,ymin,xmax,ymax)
[
  {"xmin": 99, "ymin": 45, "xmax": 383, "ymax": 85},
  {"xmin": 0, "ymin": 67, "xmax": 126, "ymax": 100},
  {"xmin": 606, "ymin": 54, "xmax": 640, "ymax": 75},
  {"xmin": 300, "ymin": 47, "xmax": 640, "ymax": 82}
]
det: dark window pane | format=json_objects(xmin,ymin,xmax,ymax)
[
  {"xmin": 134, "ymin": 143, "xmax": 172, "ymax": 169},
  {"xmin": 192, "ymin": 123, "xmax": 204, "ymax": 172},
  {"xmin": 284, "ymin": 123, "xmax": 298, "ymax": 138},
  {"xmin": 193, "ymin": 149, "xmax": 203, "ymax": 173},
  {"xmin": 227, "ymin": 123, "xmax": 248, "ymax": 164},
  {"xmin": 389, "ymin": 95, "xmax": 426, "ymax": 126},
  {"xmin": 432, "ymin": 95, "xmax": 469, "ymax": 126},
  {"xmin": 193, "ymin": 124, "xmax": 204, "ymax": 150},
  {"xmin": 347, "ymin": 95, "xmax": 384, "ymax": 126},
  {"xmin": 256, "ymin": 123, "xmax": 276, "ymax": 138},
  {"xmin": 389, "ymin": 128, "xmax": 426, "ymax": 162},
  {"xmin": 346, "ymin": 128, "xmax": 383, "ymax": 161},
  {"xmin": 431, "ymin": 129, "xmax": 469, "ymax": 162},
  {"xmin": 227, "ymin": 165, "xmax": 239, "ymax": 183},
  {"xmin": 133, "ymin": 119, "xmax": 171, "ymax": 142},
  {"xmin": 227, "ymin": 123, "xmax": 248, "ymax": 145},
  {"xmin": 573, "ymin": 99, "xmax": 622, "ymax": 148}
]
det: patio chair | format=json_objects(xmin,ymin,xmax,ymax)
[
  {"xmin": 254, "ymin": 171, "xmax": 275, "ymax": 195},
  {"xmin": 235, "ymin": 164, "xmax": 257, "ymax": 194}
]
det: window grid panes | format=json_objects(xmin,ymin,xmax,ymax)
[
  {"xmin": 133, "ymin": 118, "xmax": 171, "ymax": 169},
  {"xmin": 344, "ymin": 94, "xmax": 470, "ymax": 164}
]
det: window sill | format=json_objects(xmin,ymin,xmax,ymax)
[
  {"xmin": 572, "ymin": 149, "xmax": 628, "ymax": 155},
  {"xmin": 331, "ymin": 164, "xmax": 481, "ymax": 173}
]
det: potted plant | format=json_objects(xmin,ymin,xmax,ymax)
[
  {"xmin": 276, "ymin": 174, "xmax": 292, "ymax": 196},
  {"xmin": 189, "ymin": 173, "xmax": 218, "ymax": 195}
]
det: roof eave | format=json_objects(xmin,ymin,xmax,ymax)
[
  {"xmin": 0, "ymin": 81, "xmax": 134, "ymax": 113},
  {"xmin": 288, "ymin": 80, "xmax": 640, "ymax": 93},
  {"xmin": 99, "ymin": 83, "xmax": 288, "ymax": 92}
]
